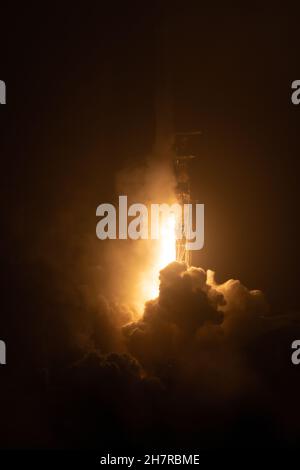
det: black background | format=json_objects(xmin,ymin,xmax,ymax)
[{"xmin": 0, "ymin": 2, "xmax": 299, "ymax": 451}]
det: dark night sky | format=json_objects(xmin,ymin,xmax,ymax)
[
  {"xmin": 2, "ymin": 4, "xmax": 299, "ymax": 306},
  {"xmin": 0, "ymin": 2, "xmax": 300, "ymax": 451}
]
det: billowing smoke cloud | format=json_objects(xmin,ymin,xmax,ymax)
[
  {"xmin": 3, "ymin": 147, "xmax": 300, "ymax": 449},
  {"xmin": 123, "ymin": 262, "xmax": 269, "ymax": 397},
  {"xmin": 48, "ymin": 261, "xmax": 300, "ymax": 449}
]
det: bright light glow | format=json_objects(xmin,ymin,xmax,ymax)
[
  {"xmin": 141, "ymin": 213, "xmax": 176, "ymax": 302},
  {"xmin": 159, "ymin": 213, "xmax": 176, "ymax": 270}
]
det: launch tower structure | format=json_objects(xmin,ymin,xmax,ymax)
[{"xmin": 173, "ymin": 131, "xmax": 200, "ymax": 266}]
